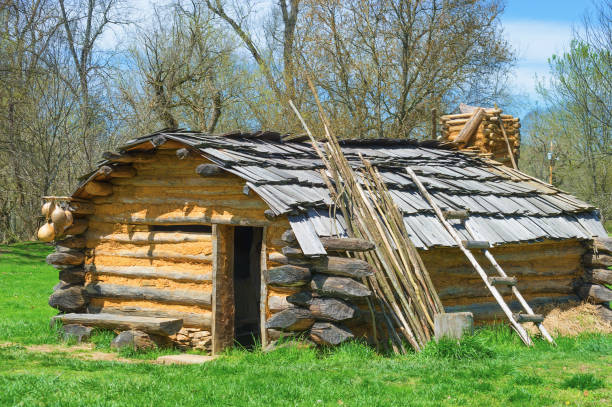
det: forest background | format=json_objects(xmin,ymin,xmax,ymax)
[{"xmin": 1, "ymin": 0, "xmax": 610, "ymax": 241}]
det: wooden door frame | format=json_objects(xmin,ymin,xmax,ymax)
[{"xmin": 211, "ymin": 224, "xmax": 268, "ymax": 354}]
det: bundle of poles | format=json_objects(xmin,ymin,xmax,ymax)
[{"xmin": 289, "ymin": 82, "xmax": 444, "ymax": 353}]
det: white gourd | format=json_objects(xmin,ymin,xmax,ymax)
[
  {"xmin": 51, "ymin": 205, "xmax": 67, "ymax": 229},
  {"xmin": 42, "ymin": 202, "xmax": 54, "ymax": 218},
  {"xmin": 64, "ymin": 210, "xmax": 73, "ymax": 228},
  {"xmin": 37, "ymin": 223, "xmax": 56, "ymax": 242}
]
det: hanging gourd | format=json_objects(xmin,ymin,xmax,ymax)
[
  {"xmin": 51, "ymin": 205, "xmax": 68, "ymax": 230},
  {"xmin": 37, "ymin": 222, "xmax": 56, "ymax": 242},
  {"xmin": 64, "ymin": 209, "xmax": 74, "ymax": 228},
  {"xmin": 42, "ymin": 201, "xmax": 54, "ymax": 219}
]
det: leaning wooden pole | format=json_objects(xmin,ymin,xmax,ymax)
[{"xmin": 289, "ymin": 81, "xmax": 444, "ymax": 351}]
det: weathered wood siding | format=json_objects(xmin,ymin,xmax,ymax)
[{"xmin": 84, "ymin": 149, "xmax": 288, "ymax": 328}]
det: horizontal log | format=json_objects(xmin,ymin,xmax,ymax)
[
  {"xmin": 68, "ymin": 201, "xmax": 94, "ymax": 215},
  {"xmin": 312, "ymin": 256, "xmax": 374, "ymax": 279},
  {"xmin": 55, "ymin": 236, "xmax": 86, "ymax": 250},
  {"xmin": 46, "ymin": 250, "xmax": 84, "ymax": 266},
  {"xmin": 90, "ymin": 214, "xmax": 268, "ymax": 227},
  {"xmin": 85, "ymin": 283, "xmax": 212, "ymax": 306},
  {"xmin": 63, "ymin": 218, "xmax": 88, "ymax": 235},
  {"xmin": 286, "ymin": 291, "xmax": 315, "ymax": 307},
  {"xmin": 99, "ymin": 165, "xmax": 136, "ymax": 178},
  {"xmin": 53, "ymin": 313, "xmax": 182, "ymax": 336},
  {"xmin": 585, "ymin": 268, "xmax": 612, "ymax": 285},
  {"xmin": 86, "ymin": 231, "xmax": 211, "ymax": 245},
  {"xmin": 85, "ymin": 264, "xmax": 212, "ymax": 283},
  {"xmin": 584, "ymin": 253, "xmax": 612, "ymax": 268},
  {"xmin": 438, "ymin": 279, "xmax": 574, "ymax": 299},
  {"xmin": 578, "ymin": 284, "xmax": 612, "ymax": 304},
  {"xmin": 84, "ymin": 181, "xmax": 113, "ymax": 197},
  {"xmin": 49, "ymin": 285, "xmax": 87, "ymax": 312},
  {"xmin": 308, "ymin": 297, "xmax": 359, "ymax": 322},
  {"xmin": 592, "ymin": 237, "xmax": 612, "ymax": 254},
  {"xmin": 93, "ymin": 249, "xmax": 212, "ymax": 263},
  {"xmin": 281, "ymin": 246, "xmax": 303, "ymax": 258},
  {"xmin": 87, "ymin": 305, "xmax": 211, "ymax": 329},
  {"xmin": 268, "ymin": 295, "xmax": 291, "ymax": 312},
  {"xmin": 195, "ymin": 164, "xmax": 223, "ymax": 177},
  {"xmin": 102, "ymin": 151, "xmax": 155, "ymax": 163},
  {"xmin": 59, "ymin": 268, "xmax": 86, "ymax": 285},
  {"xmin": 445, "ymin": 295, "xmax": 580, "ymax": 321},
  {"xmin": 310, "ymin": 274, "xmax": 371, "ymax": 300},
  {"xmin": 265, "ymin": 307, "xmax": 314, "ymax": 331},
  {"xmin": 281, "ymin": 229, "xmax": 297, "ymax": 244},
  {"xmin": 309, "ymin": 322, "xmax": 354, "ymax": 346},
  {"xmin": 282, "ymin": 230, "xmax": 374, "ymax": 252},
  {"xmin": 266, "ymin": 265, "xmax": 311, "ymax": 287},
  {"xmin": 319, "ymin": 237, "xmax": 375, "ymax": 252},
  {"xmin": 176, "ymin": 148, "xmax": 191, "ymax": 159}
]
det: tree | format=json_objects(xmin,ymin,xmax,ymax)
[
  {"xmin": 522, "ymin": 1, "xmax": 611, "ymax": 221},
  {"xmin": 117, "ymin": 1, "xmax": 237, "ymax": 133}
]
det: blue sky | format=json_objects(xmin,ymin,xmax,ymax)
[{"xmin": 501, "ymin": 0, "xmax": 594, "ymax": 100}]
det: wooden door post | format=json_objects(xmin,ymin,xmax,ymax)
[{"xmin": 212, "ymin": 224, "xmax": 235, "ymax": 354}]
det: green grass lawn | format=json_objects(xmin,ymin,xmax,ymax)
[{"xmin": 1, "ymin": 242, "xmax": 611, "ymax": 406}]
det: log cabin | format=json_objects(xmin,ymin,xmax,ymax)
[{"xmin": 42, "ymin": 129, "xmax": 610, "ymax": 352}]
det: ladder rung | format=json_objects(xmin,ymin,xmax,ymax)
[
  {"xmin": 513, "ymin": 313, "xmax": 544, "ymax": 324},
  {"xmin": 462, "ymin": 240, "xmax": 491, "ymax": 249},
  {"xmin": 443, "ymin": 210, "xmax": 469, "ymax": 220},
  {"xmin": 488, "ymin": 276, "xmax": 517, "ymax": 286}
]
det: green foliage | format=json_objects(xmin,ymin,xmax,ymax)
[
  {"xmin": 562, "ymin": 373, "xmax": 605, "ymax": 391},
  {"xmin": 421, "ymin": 334, "xmax": 496, "ymax": 360}
]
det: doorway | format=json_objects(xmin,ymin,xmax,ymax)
[{"xmin": 233, "ymin": 226, "xmax": 263, "ymax": 348}]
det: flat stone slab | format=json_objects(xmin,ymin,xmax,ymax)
[
  {"xmin": 434, "ymin": 312, "xmax": 474, "ymax": 341},
  {"xmin": 156, "ymin": 354, "xmax": 217, "ymax": 365}
]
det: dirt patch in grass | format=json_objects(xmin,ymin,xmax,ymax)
[{"xmin": 525, "ymin": 302, "xmax": 612, "ymax": 337}]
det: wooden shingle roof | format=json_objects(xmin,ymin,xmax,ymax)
[{"xmin": 77, "ymin": 130, "xmax": 607, "ymax": 254}]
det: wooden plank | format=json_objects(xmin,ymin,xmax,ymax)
[
  {"xmin": 93, "ymin": 249, "xmax": 212, "ymax": 263},
  {"xmin": 85, "ymin": 283, "xmax": 212, "ymax": 306},
  {"xmin": 87, "ymin": 305, "xmax": 211, "ymax": 329},
  {"xmin": 53, "ymin": 313, "xmax": 182, "ymax": 336},
  {"xmin": 212, "ymin": 224, "xmax": 234, "ymax": 354}
]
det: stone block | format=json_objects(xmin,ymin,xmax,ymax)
[
  {"xmin": 434, "ymin": 312, "xmax": 474, "ymax": 341},
  {"xmin": 61, "ymin": 324, "xmax": 93, "ymax": 343}
]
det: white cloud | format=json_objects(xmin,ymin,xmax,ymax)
[{"xmin": 502, "ymin": 19, "xmax": 574, "ymax": 97}]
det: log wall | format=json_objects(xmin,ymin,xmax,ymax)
[
  {"xmin": 420, "ymin": 238, "xmax": 586, "ymax": 321},
  {"xmin": 71, "ymin": 148, "xmax": 289, "ymax": 350}
]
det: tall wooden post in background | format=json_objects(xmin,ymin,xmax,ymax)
[{"xmin": 212, "ymin": 224, "xmax": 235, "ymax": 354}]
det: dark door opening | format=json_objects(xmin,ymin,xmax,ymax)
[{"xmin": 233, "ymin": 226, "xmax": 262, "ymax": 348}]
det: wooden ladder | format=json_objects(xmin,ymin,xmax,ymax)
[{"xmin": 406, "ymin": 168, "xmax": 556, "ymax": 346}]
